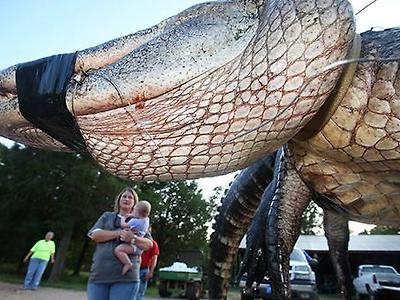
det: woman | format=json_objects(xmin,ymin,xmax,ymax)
[{"xmin": 87, "ymin": 187, "xmax": 153, "ymax": 300}]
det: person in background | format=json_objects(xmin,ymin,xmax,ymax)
[
  {"xmin": 22, "ymin": 231, "xmax": 56, "ymax": 290},
  {"xmin": 137, "ymin": 235, "xmax": 159, "ymax": 300},
  {"xmin": 87, "ymin": 187, "xmax": 153, "ymax": 300}
]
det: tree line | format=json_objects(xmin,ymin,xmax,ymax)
[
  {"xmin": 0, "ymin": 144, "xmax": 218, "ymax": 281},
  {"xmin": 0, "ymin": 143, "xmax": 341, "ymax": 283}
]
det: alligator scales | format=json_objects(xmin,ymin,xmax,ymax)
[{"xmin": 0, "ymin": 0, "xmax": 399, "ymax": 299}]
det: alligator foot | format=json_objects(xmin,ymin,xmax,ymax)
[
  {"xmin": 239, "ymin": 148, "xmax": 311, "ymax": 299},
  {"xmin": 262, "ymin": 149, "xmax": 311, "ymax": 299},
  {"xmin": 208, "ymin": 154, "xmax": 276, "ymax": 299},
  {"xmin": 323, "ymin": 207, "xmax": 353, "ymax": 300},
  {"xmin": 237, "ymin": 163, "xmax": 278, "ymax": 287}
]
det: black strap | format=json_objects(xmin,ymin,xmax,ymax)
[{"xmin": 16, "ymin": 52, "xmax": 87, "ymax": 152}]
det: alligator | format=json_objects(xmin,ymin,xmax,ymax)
[
  {"xmin": 209, "ymin": 148, "xmax": 353, "ymax": 299},
  {"xmin": 1, "ymin": 0, "xmax": 399, "ymax": 299}
]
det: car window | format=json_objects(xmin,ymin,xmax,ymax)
[
  {"xmin": 290, "ymin": 249, "xmax": 307, "ymax": 262},
  {"xmin": 361, "ymin": 266, "xmax": 396, "ymax": 274}
]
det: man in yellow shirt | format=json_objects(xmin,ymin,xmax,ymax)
[{"xmin": 22, "ymin": 231, "xmax": 56, "ymax": 290}]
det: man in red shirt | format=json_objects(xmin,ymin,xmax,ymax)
[{"xmin": 137, "ymin": 239, "xmax": 159, "ymax": 300}]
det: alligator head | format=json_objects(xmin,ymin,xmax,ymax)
[{"xmin": 0, "ymin": 0, "xmax": 355, "ymax": 181}]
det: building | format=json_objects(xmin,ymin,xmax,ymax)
[{"xmin": 239, "ymin": 235, "xmax": 400, "ymax": 293}]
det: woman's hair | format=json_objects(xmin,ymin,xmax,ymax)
[{"xmin": 113, "ymin": 187, "xmax": 139, "ymax": 213}]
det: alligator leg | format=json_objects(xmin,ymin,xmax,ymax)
[
  {"xmin": 238, "ymin": 155, "xmax": 282, "ymax": 288},
  {"xmin": 208, "ymin": 153, "xmax": 276, "ymax": 300},
  {"xmin": 323, "ymin": 208, "xmax": 353, "ymax": 300},
  {"xmin": 264, "ymin": 149, "xmax": 312, "ymax": 300}
]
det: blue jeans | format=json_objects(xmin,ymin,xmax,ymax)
[
  {"xmin": 23, "ymin": 258, "xmax": 49, "ymax": 289},
  {"xmin": 87, "ymin": 282, "xmax": 139, "ymax": 300},
  {"xmin": 137, "ymin": 268, "xmax": 149, "ymax": 300}
]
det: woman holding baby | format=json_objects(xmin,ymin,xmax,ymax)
[{"xmin": 87, "ymin": 187, "xmax": 153, "ymax": 300}]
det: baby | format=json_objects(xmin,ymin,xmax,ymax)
[{"xmin": 114, "ymin": 200, "xmax": 151, "ymax": 275}]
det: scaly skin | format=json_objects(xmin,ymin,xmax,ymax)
[
  {"xmin": 1, "ymin": 1, "xmax": 399, "ymax": 299},
  {"xmin": 290, "ymin": 28, "xmax": 400, "ymax": 227},
  {"xmin": 213, "ymin": 30, "xmax": 400, "ymax": 294},
  {"xmin": 0, "ymin": 0, "xmax": 354, "ymax": 181},
  {"xmin": 211, "ymin": 151, "xmax": 353, "ymax": 300},
  {"xmin": 264, "ymin": 149, "xmax": 312, "ymax": 300},
  {"xmin": 208, "ymin": 154, "xmax": 275, "ymax": 299},
  {"xmin": 323, "ymin": 209, "xmax": 352, "ymax": 300}
]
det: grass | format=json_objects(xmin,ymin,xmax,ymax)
[
  {"xmin": 0, "ymin": 274, "xmax": 343, "ymax": 300},
  {"xmin": 0, "ymin": 273, "xmax": 88, "ymax": 290},
  {"xmin": 145, "ymin": 284, "xmax": 161, "ymax": 297},
  {"xmin": 0, "ymin": 269, "xmax": 88, "ymax": 291},
  {"xmin": 0, "ymin": 269, "xmax": 343, "ymax": 299},
  {"xmin": 319, "ymin": 295, "xmax": 342, "ymax": 300},
  {"xmin": 0, "ymin": 272, "xmax": 24, "ymax": 285},
  {"xmin": 145, "ymin": 284, "xmax": 343, "ymax": 300}
]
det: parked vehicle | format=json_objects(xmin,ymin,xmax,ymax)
[
  {"xmin": 353, "ymin": 264, "xmax": 400, "ymax": 299},
  {"xmin": 158, "ymin": 264, "xmax": 203, "ymax": 300},
  {"xmin": 239, "ymin": 248, "xmax": 318, "ymax": 300},
  {"xmin": 158, "ymin": 250, "xmax": 205, "ymax": 300}
]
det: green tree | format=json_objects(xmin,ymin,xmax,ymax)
[
  {"xmin": 136, "ymin": 181, "xmax": 217, "ymax": 267},
  {"xmin": 0, "ymin": 144, "xmax": 128, "ymax": 278},
  {"xmin": 359, "ymin": 225, "xmax": 399, "ymax": 235},
  {"xmin": 0, "ymin": 144, "xmax": 218, "ymax": 279},
  {"xmin": 300, "ymin": 201, "xmax": 323, "ymax": 235}
]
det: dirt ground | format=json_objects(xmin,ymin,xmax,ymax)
[
  {"xmin": 0, "ymin": 281, "xmax": 85, "ymax": 300},
  {"xmin": 0, "ymin": 281, "xmax": 241, "ymax": 300}
]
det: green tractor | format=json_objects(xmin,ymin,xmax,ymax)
[{"xmin": 158, "ymin": 250, "xmax": 205, "ymax": 300}]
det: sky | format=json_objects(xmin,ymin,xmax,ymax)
[{"xmin": 1, "ymin": 0, "xmax": 398, "ymax": 234}]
